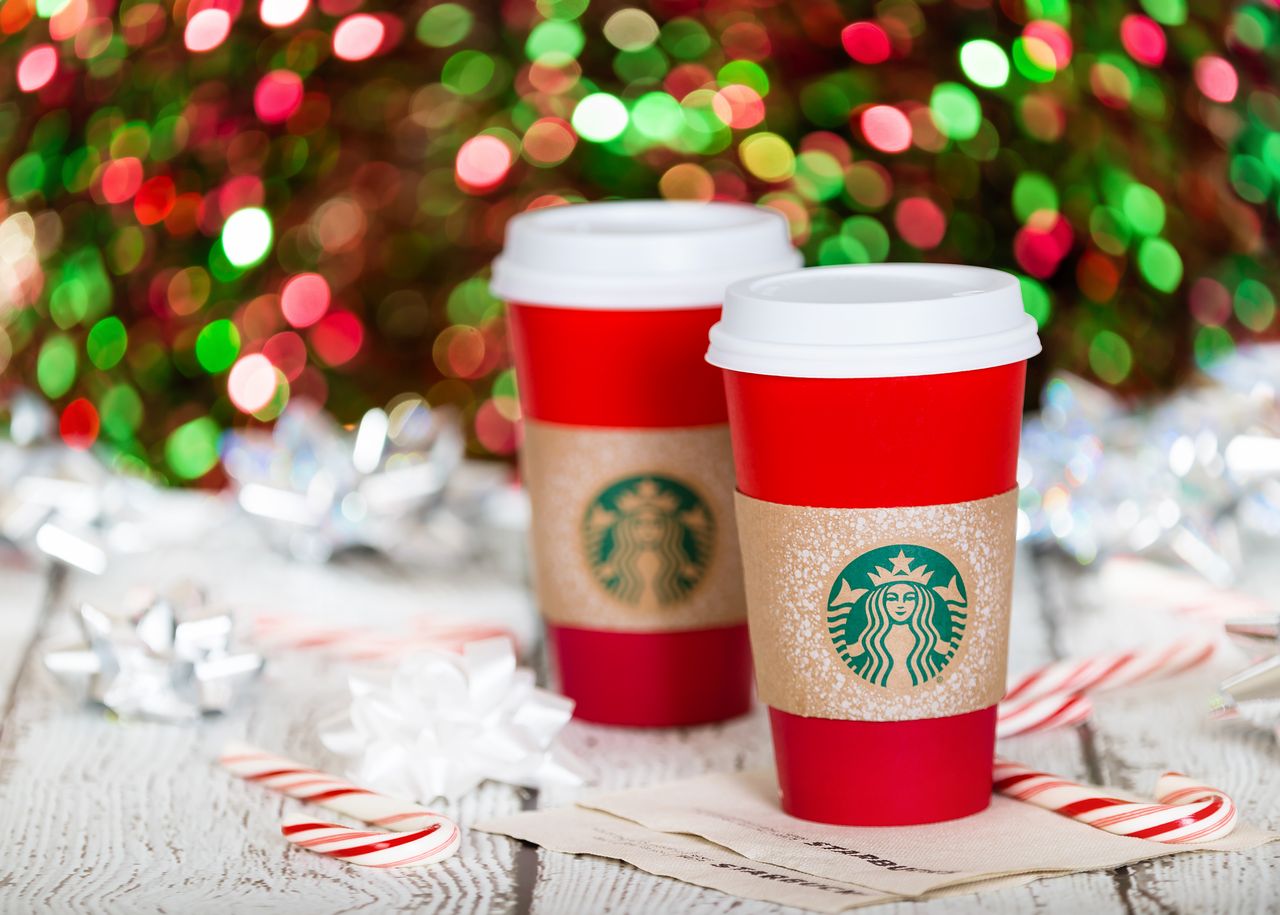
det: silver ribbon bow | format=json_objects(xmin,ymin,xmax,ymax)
[
  {"xmin": 43, "ymin": 585, "xmax": 264, "ymax": 722},
  {"xmin": 320, "ymin": 637, "xmax": 590, "ymax": 801}
]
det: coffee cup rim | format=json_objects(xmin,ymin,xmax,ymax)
[
  {"xmin": 707, "ymin": 263, "xmax": 1043, "ymax": 378},
  {"xmin": 490, "ymin": 200, "xmax": 802, "ymax": 309}
]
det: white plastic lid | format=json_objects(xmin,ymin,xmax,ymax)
[
  {"xmin": 489, "ymin": 201, "xmax": 802, "ymax": 309},
  {"xmin": 707, "ymin": 263, "xmax": 1042, "ymax": 379}
]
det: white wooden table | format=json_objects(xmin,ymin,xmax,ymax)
[{"xmin": 1, "ymin": 501, "xmax": 1276, "ymax": 913}]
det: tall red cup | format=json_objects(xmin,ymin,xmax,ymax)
[
  {"xmin": 707, "ymin": 264, "xmax": 1040, "ymax": 824},
  {"xmin": 491, "ymin": 201, "xmax": 801, "ymax": 727}
]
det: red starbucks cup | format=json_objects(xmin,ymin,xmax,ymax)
[
  {"xmin": 491, "ymin": 201, "xmax": 801, "ymax": 727},
  {"xmin": 707, "ymin": 264, "xmax": 1040, "ymax": 824}
]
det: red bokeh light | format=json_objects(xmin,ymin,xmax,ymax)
[
  {"xmin": 280, "ymin": 273, "xmax": 331, "ymax": 328},
  {"xmin": 102, "ymin": 157, "xmax": 144, "ymax": 204},
  {"xmin": 894, "ymin": 197, "xmax": 947, "ymax": 249},
  {"xmin": 254, "ymin": 70, "xmax": 304, "ymax": 124},
  {"xmin": 309, "ymin": 311, "xmax": 364, "ymax": 366},
  {"xmin": 860, "ymin": 105, "xmax": 912, "ymax": 153},
  {"xmin": 1119, "ymin": 15, "xmax": 1166, "ymax": 67},
  {"xmin": 59, "ymin": 398, "xmax": 100, "ymax": 450},
  {"xmin": 17, "ymin": 44, "xmax": 57, "ymax": 92},
  {"xmin": 134, "ymin": 176, "xmax": 176, "ymax": 225},
  {"xmin": 841, "ymin": 21, "xmax": 891, "ymax": 65}
]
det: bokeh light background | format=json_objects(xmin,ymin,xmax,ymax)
[{"xmin": 0, "ymin": 0, "xmax": 1277, "ymax": 483}]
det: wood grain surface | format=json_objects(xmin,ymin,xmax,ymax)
[{"xmin": 0, "ymin": 512, "xmax": 1275, "ymax": 914}]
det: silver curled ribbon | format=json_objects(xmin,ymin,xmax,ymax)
[
  {"xmin": 43, "ymin": 585, "xmax": 264, "ymax": 722},
  {"xmin": 1213, "ymin": 616, "xmax": 1280, "ymax": 737},
  {"xmin": 221, "ymin": 397, "xmax": 467, "ymax": 563},
  {"xmin": 320, "ymin": 637, "xmax": 590, "ymax": 802},
  {"xmin": 1019, "ymin": 344, "xmax": 1280, "ymax": 584},
  {"xmin": 2, "ymin": 390, "xmax": 222, "ymax": 574}
]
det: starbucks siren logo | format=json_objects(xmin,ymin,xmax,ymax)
[
  {"xmin": 583, "ymin": 474, "xmax": 713, "ymax": 608},
  {"xmin": 827, "ymin": 545, "xmax": 968, "ymax": 689}
]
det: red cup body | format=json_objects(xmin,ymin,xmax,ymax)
[
  {"xmin": 509, "ymin": 302, "xmax": 753, "ymax": 727},
  {"xmin": 723, "ymin": 362, "xmax": 1026, "ymax": 824}
]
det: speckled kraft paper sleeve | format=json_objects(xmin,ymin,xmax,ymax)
[
  {"xmin": 522, "ymin": 419, "xmax": 746, "ymax": 632},
  {"xmin": 733, "ymin": 489, "xmax": 1018, "ymax": 721}
]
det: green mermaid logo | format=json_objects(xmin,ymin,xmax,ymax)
[
  {"xmin": 827, "ymin": 545, "xmax": 968, "ymax": 689},
  {"xmin": 582, "ymin": 474, "xmax": 713, "ymax": 609}
]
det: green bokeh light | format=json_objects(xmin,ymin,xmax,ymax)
[
  {"xmin": 1136, "ymin": 237, "xmax": 1183, "ymax": 292},
  {"xmin": 35, "ymin": 0, "xmax": 70, "ymax": 17},
  {"xmin": 50, "ymin": 279, "xmax": 89, "ymax": 329},
  {"xmin": 1122, "ymin": 183, "xmax": 1166, "ymax": 235},
  {"xmin": 660, "ymin": 18, "xmax": 712, "ymax": 60},
  {"xmin": 195, "ymin": 319, "xmax": 241, "ymax": 373},
  {"xmin": 794, "ymin": 151, "xmax": 843, "ymax": 201},
  {"xmin": 442, "ymin": 50, "xmax": 496, "ymax": 95},
  {"xmin": 1232, "ymin": 7, "xmax": 1271, "ymax": 51},
  {"xmin": 37, "ymin": 334, "xmax": 77, "ymax": 399},
  {"xmin": 1012, "ymin": 172, "xmax": 1059, "ymax": 222},
  {"xmin": 1089, "ymin": 330, "xmax": 1133, "ymax": 383},
  {"xmin": 1141, "ymin": 0, "xmax": 1187, "ymax": 27},
  {"xmin": 1019, "ymin": 276, "xmax": 1053, "ymax": 327},
  {"xmin": 165, "ymin": 417, "xmax": 220, "ymax": 480},
  {"xmin": 98, "ymin": 384, "xmax": 143, "ymax": 442},
  {"xmin": 631, "ymin": 92, "xmax": 683, "ymax": 141},
  {"xmin": 536, "ymin": 0, "xmax": 588, "ymax": 20},
  {"xmin": 839, "ymin": 216, "xmax": 890, "ymax": 263},
  {"xmin": 1012, "ymin": 38, "xmax": 1056, "ymax": 83},
  {"xmin": 87, "ymin": 316, "xmax": 128, "ymax": 369},
  {"xmin": 930, "ymin": 82, "xmax": 982, "ymax": 140},
  {"xmin": 718, "ymin": 60, "xmax": 769, "ymax": 96},
  {"xmin": 1235, "ymin": 279, "xmax": 1276, "ymax": 331},
  {"xmin": 417, "ymin": 4, "xmax": 473, "ymax": 48},
  {"xmin": 446, "ymin": 277, "xmax": 503, "ymax": 326},
  {"xmin": 1193, "ymin": 325, "xmax": 1234, "ymax": 368},
  {"xmin": 525, "ymin": 19, "xmax": 585, "ymax": 61},
  {"xmin": 1229, "ymin": 155, "xmax": 1271, "ymax": 204},
  {"xmin": 1026, "ymin": 0, "xmax": 1071, "ymax": 23},
  {"xmin": 8, "ymin": 153, "xmax": 46, "ymax": 198},
  {"xmin": 492, "ymin": 367, "xmax": 519, "ymax": 401}
]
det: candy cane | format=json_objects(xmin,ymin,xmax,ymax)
[
  {"xmin": 1005, "ymin": 638, "xmax": 1217, "ymax": 705},
  {"xmin": 220, "ymin": 741, "xmax": 453, "ymax": 832},
  {"xmin": 252, "ymin": 615, "xmax": 511, "ymax": 661},
  {"xmin": 994, "ymin": 759, "xmax": 1238, "ymax": 844},
  {"xmin": 280, "ymin": 817, "xmax": 461, "ymax": 869},
  {"xmin": 996, "ymin": 692, "xmax": 1094, "ymax": 738}
]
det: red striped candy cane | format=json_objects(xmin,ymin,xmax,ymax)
[
  {"xmin": 994, "ymin": 759, "xmax": 1238, "ymax": 844},
  {"xmin": 1005, "ymin": 638, "xmax": 1217, "ymax": 705},
  {"xmin": 252, "ymin": 615, "xmax": 512, "ymax": 661},
  {"xmin": 280, "ymin": 817, "xmax": 461, "ymax": 869},
  {"xmin": 220, "ymin": 742, "xmax": 452, "ymax": 832},
  {"xmin": 996, "ymin": 692, "xmax": 1094, "ymax": 738}
]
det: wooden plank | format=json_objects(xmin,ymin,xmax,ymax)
[
  {"xmin": 0, "ymin": 554, "xmax": 50, "ymax": 716},
  {"xmin": 0, "ymin": 522, "xmax": 533, "ymax": 913},
  {"xmin": 3, "ymin": 521, "xmax": 1272, "ymax": 913},
  {"xmin": 1039, "ymin": 557, "xmax": 1280, "ymax": 915}
]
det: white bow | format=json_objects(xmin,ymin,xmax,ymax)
[{"xmin": 321, "ymin": 637, "xmax": 590, "ymax": 801}]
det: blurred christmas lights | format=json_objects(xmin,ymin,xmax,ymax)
[{"xmin": 0, "ymin": 0, "xmax": 1275, "ymax": 483}]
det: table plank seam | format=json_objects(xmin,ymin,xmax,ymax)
[{"xmin": 0, "ymin": 565, "xmax": 63, "ymax": 745}]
